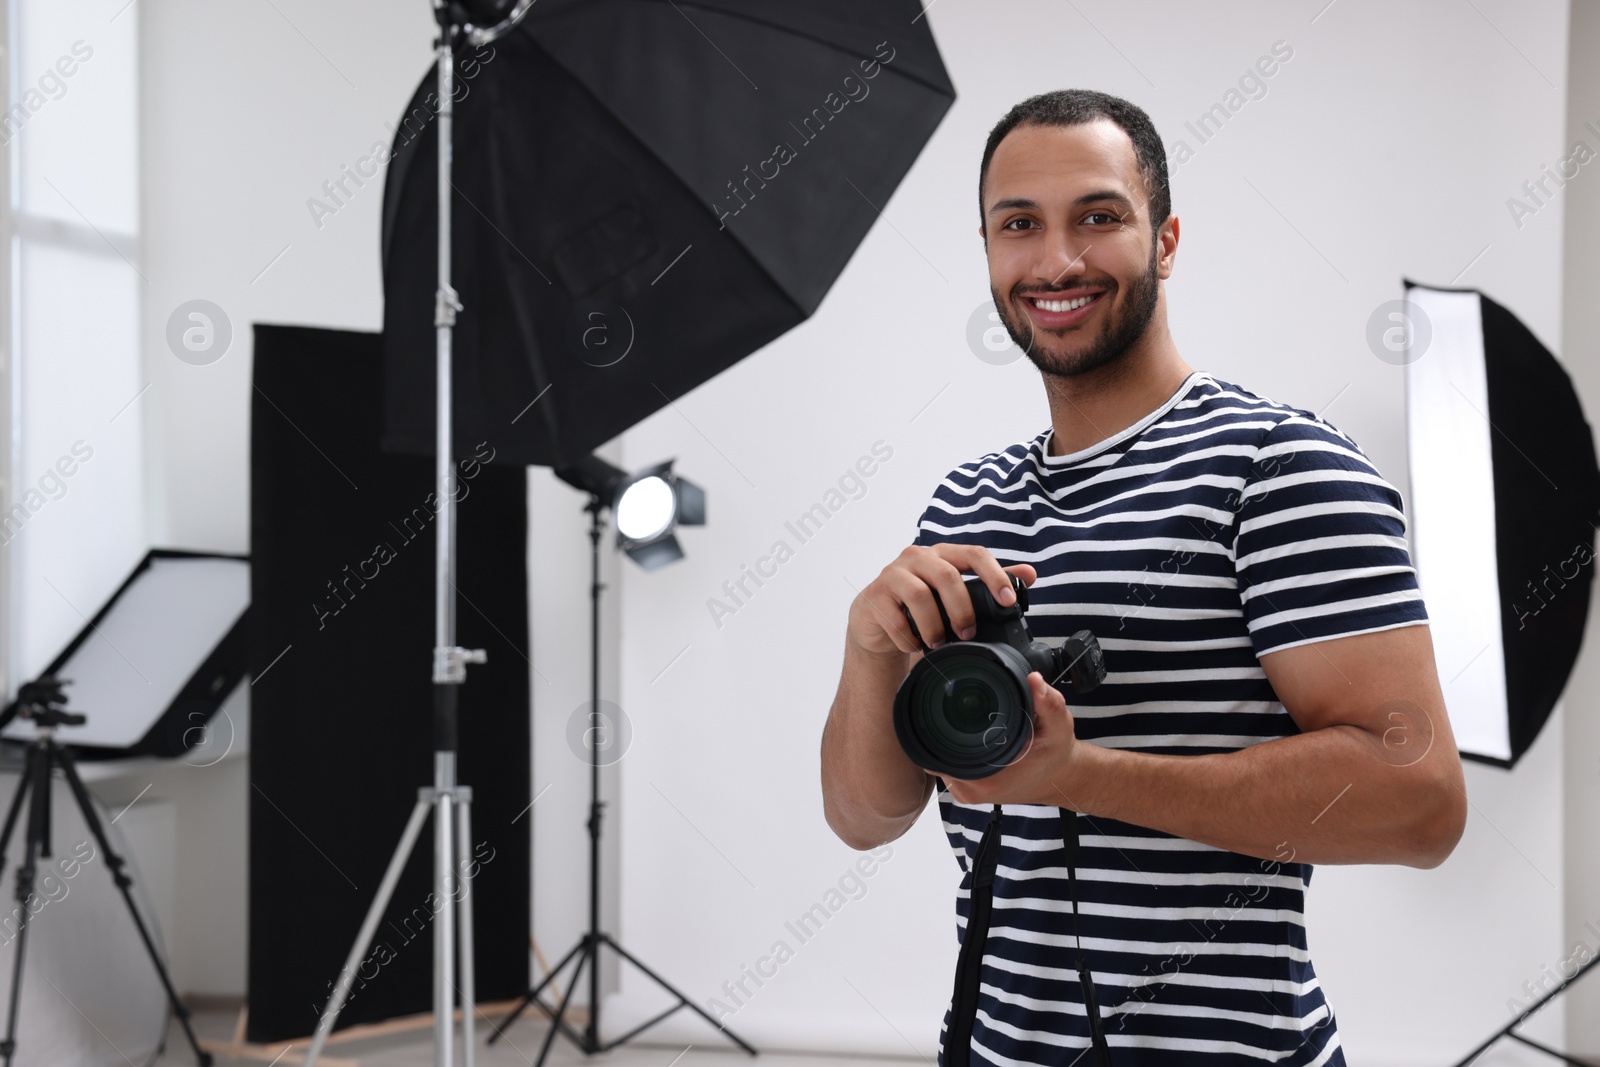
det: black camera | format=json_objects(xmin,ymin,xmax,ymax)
[{"xmin": 893, "ymin": 573, "xmax": 1105, "ymax": 780}]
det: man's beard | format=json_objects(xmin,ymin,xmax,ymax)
[{"xmin": 992, "ymin": 242, "xmax": 1161, "ymax": 379}]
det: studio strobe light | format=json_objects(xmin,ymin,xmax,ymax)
[
  {"xmin": 613, "ymin": 463, "xmax": 706, "ymax": 571},
  {"xmin": 490, "ymin": 454, "xmax": 744, "ymax": 1065}
]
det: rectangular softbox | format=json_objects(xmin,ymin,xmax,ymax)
[{"xmin": 1, "ymin": 549, "xmax": 248, "ymax": 759}]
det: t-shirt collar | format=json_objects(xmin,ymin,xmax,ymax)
[{"xmin": 1039, "ymin": 370, "xmax": 1207, "ymax": 468}]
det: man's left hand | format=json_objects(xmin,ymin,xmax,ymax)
[{"xmin": 933, "ymin": 672, "xmax": 1085, "ymax": 807}]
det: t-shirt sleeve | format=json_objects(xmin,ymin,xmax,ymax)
[
  {"xmin": 1232, "ymin": 416, "xmax": 1429, "ymax": 657},
  {"xmin": 913, "ymin": 497, "xmax": 940, "ymax": 547},
  {"xmin": 912, "ymin": 474, "xmax": 956, "ymax": 547}
]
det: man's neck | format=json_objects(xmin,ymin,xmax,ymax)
[{"xmin": 1043, "ymin": 330, "xmax": 1194, "ymax": 457}]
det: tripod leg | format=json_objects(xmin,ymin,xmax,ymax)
[
  {"xmin": 532, "ymin": 944, "xmax": 587, "ymax": 1067},
  {"xmin": 0, "ymin": 746, "xmax": 49, "ymax": 1067},
  {"xmin": 1507, "ymin": 1030, "xmax": 1600, "ymax": 1066},
  {"xmin": 0, "ymin": 839, "xmax": 40, "ymax": 1067},
  {"xmin": 55, "ymin": 744, "xmax": 214, "ymax": 1066},
  {"xmin": 435, "ymin": 790, "xmax": 455, "ymax": 1067},
  {"xmin": 455, "ymin": 796, "xmax": 476, "ymax": 1067},
  {"xmin": 302, "ymin": 794, "xmax": 433, "ymax": 1067},
  {"xmin": 488, "ymin": 936, "xmax": 584, "ymax": 1044},
  {"xmin": 0, "ymin": 758, "xmax": 35, "ymax": 885},
  {"xmin": 1449, "ymin": 949, "xmax": 1600, "ymax": 1066},
  {"xmin": 0, "ymin": 753, "xmax": 34, "ymax": 1066},
  {"xmin": 600, "ymin": 933, "xmax": 758, "ymax": 1054}
]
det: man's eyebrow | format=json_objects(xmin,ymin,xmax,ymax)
[{"xmin": 985, "ymin": 190, "xmax": 1135, "ymax": 217}]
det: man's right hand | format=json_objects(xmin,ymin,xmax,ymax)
[
  {"xmin": 847, "ymin": 543, "xmax": 1039, "ymax": 656},
  {"xmin": 823, "ymin": 542, "xmax": 1038, "ymax": 849}
]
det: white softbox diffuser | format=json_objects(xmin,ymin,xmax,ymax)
[
  {"xmin": 2, "ymin": 551, "xmax": 249, "ymax": 758},
  {"xmin": 1403, "ymin": 279, "xmax": 1600, "ymax": 766}
]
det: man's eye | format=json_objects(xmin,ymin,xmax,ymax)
[
  {"xmin": 1002, "ymin": 217, "xmax": 1036, "ymax": 231},
  {"xmin": 1085, "ymin": 211, "xmax": 1121, "ymax": 225}
]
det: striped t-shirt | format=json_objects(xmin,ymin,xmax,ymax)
[{"xmin": 913, "ymin": 371, "xmax": 1428, "ymax": 1065}]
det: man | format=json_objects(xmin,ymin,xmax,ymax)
[{"xmin": 819, "ymin": 89, "xmax": 1466, "ymax": 1065}]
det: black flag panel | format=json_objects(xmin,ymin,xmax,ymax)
[{"xmin": 248, "ymin": 325, "xmax": 530, "ymax": 1040}]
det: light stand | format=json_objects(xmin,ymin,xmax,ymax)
[
  {"xmin": 0, "ymin": 680, "xmax": 212, "ymax": 1067},
  {"xmin": 488, "ymin": 485, "xmax": 752, "ymax": 1063},
  {"xmin": 302, "ymin": 5, "xmax": 502, "ymax": 1064}
]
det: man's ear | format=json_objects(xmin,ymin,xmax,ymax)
[{"xmin": 1156, "ymin": 214, "xmax": 1179, "ymax": 279}]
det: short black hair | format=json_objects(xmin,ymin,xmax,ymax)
[{"xmin": 978, "ymin": 89, "xmax": 1170, "ymax": 236}]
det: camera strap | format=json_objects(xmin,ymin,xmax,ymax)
[
  {"xmin": 1061, "ymin": 807, "xmax": 1113, "ymax": 1065},
  {"xmin": 943, "ymin": 803, "xmax": 1003, "ymax": 1066},
  {"xmin": 943, "ymin": 804, "xmax": 1112, "ymax": 1065}
]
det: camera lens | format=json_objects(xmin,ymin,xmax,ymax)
[
  {"xmin": 942, "ymin": 676, "xmax": 997, "ymax": 733},
  {"xmin": 895, "ymin": 646, "xmax": 1031, "ymax": 779}
]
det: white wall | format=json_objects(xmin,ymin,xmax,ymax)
[
  {"xmin": 140, "ymin": 1, "xmax": 435, "ymax": 550},
  {"xmin": 1562, "ymin": 0, "xmax": 1600, "ymax": 1054},
  {"xmin": 130, "ymin": 1, "xmax": 1585, "ymax": 1064}
]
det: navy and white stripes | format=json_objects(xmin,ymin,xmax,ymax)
[{"xmin": 915, "ymin": 372, "xmax": 1427, "ymax": 1064}]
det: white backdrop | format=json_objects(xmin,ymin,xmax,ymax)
[{"xmin": 127, "ymin": 1, "xmax": 1580, "ymax": 1063}]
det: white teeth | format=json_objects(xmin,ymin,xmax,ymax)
[{"xmin": 1034, "ymin": 294, "xmax": 1097, "ymax": 313}]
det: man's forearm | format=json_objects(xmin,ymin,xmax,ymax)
[
  {"xmin": 1061, "ymin": 726, "xmax": 1464, "ymax": 868},
  {"xmin": 821, "ymin": 640, "xmax": 933, "ymax": 850}
]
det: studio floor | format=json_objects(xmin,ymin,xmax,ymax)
[{"xmin": 149, "ymin": 1007, "xmax": 919, "ymax": 1067}]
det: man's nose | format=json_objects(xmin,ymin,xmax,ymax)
[{"xmin": 1037, "ymin": 231, "xmax": 1090, "ymax": 287}]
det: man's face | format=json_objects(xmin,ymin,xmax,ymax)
[{"xmin": 980, "ymin": 120, "xmax": 1173, "ymax": 379}]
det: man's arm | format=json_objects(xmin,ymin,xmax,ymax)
[
  {"xmin": 821, "ymin": 543, "xmax": 1038, "ymax": 850},
  {"xmin": 941, "ymin": 621, "xmax": 1468, "ymax": 868},
  {"xmin": 820, "ymin": 641, "xmax": 933, "ymax": 850}
]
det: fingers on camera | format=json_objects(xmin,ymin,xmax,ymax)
[
  {"xmin": 925, "ymin": 568, "xmax": 976, "ymax": 643},
  {"xmin": 946, "ymin": 543, "xmax": 1015, "ymax": 607},
  {"xmin": 1005, "ymin": 563, "xmax": 1037, "ymax": 588},
  {"xmin": 884, "ymin": 568, "xmax": 946, "ymax": 651}
]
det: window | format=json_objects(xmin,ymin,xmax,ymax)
[{"xmin": 1, "ymin": 0, "xmax": 144, "ymax": 696}]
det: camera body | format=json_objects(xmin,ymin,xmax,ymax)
[{"xmin": 893, "ymin": 573, "xmax": 1104, "ymax": 780}]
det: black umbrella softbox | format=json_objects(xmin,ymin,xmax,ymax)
[{"xmin": 381, "ymin": 0, "xmax": 955, "ymax": 468}]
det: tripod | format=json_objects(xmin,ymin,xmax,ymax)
[
  {"xmin": 0, "ymin": 679, "xmax": 211, "ymax": 1066},
  {"xmin": 302, "ymin": 5, "xmax": 510, "ymax": 1065},
  {"xmin": 488, "ymin": 499, "xmax": 755, "ymax": 1063}
]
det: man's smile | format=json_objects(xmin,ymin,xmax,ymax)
[{"xmin": 1019, "ymin": 287, "xmax": 1106, "ymax": 328}]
